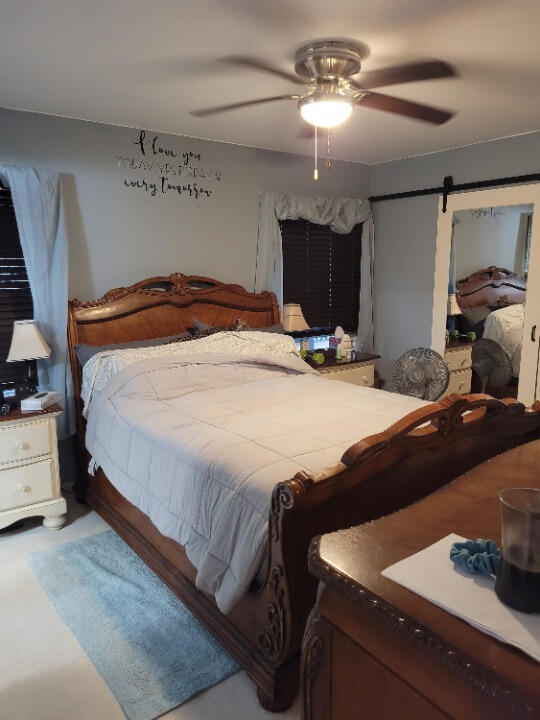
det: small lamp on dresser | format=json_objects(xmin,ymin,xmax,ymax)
[
  {"xmin": 446, "ymin": 293, "xmax": 462, "ymax": 332},
  {"xmin": 6, "ymin": 319, "xmax": 51, "ymax": 395},
  {"xmin": 282, "ymin": 303, "xmax": 310, "ymax": 332}
]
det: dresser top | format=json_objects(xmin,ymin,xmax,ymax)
[
  {"xmin": 0, "ymin": 404, "xmax": 62, "ymax": 423},
  {"xmin": 310, "ymin": 439, "xmax": 540, "ymax": 711},
  {"xmin": 315, "ymin": 352, "xmax": 380, "ymax": 369}
]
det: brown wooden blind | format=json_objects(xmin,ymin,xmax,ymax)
[
  {"xmin": 280, "ymin": 218, "xmax": 362, "ymax": 331},
  {"xmin": 0, "ymin": 188, "xmax": 34, "ymax": 386}
]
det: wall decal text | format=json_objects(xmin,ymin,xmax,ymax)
[{"xmin": 116, "ymin": 130, "xmax": 222, "ymax": 201}]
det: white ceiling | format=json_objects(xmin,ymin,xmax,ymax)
[{"xmin": 1, "ymin": 0, "xmax": 539, "ymax": 164}]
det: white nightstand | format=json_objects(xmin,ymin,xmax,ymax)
[
  {"xmin": 443, "ymin": 343, "xmax": 473, "ymax": 397},
  {"xmin": 0, "ymin": 404, "xmax": 66, "ymax": 531},
  {"xmin": 315, "ymin": 354, "xmax": 380, "ymax": 387}
]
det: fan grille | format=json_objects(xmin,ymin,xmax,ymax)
[{"xmin": 393, "ymin": 347, "xmax": 449, "ymax": 401}]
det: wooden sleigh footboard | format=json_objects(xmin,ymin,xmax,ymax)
[
  {"xmin": 83, "ymin": 394, "xmax": 540, "ymax": 711},
  {"xmin": 68, "ymin": 274, "xmax": 540, "ymax": 712}
]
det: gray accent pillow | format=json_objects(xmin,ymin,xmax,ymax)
[
  {"xmin": 460, "ymin": 305, "xmax": 492, "ymax": 326},
  {"xmin": 254, "ymin": 323, "xmax": 285, "ymax": 334},
  {"xmin": 75, "ymin": 332, "xmax": 192, "ymax": 366},
  {"xmin": 190, "ymin": 317, "xmax": 284, "ymax": 334}
]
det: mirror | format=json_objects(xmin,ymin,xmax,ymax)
[{"xmin": 446, "ymin": 203, "xmax": 532, "ymax": 399}]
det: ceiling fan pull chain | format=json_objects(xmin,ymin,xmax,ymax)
[
  {"xmin": 313, "ymin": 128, "xmax": 319, "ymax": 181},
  {"xmin": 326, "ymin": 128, "xmax": 331, "ymax": 171}
]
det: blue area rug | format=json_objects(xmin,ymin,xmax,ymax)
[{"xmin": 27, "ymin": 529, "xmax": 239, "ymax": 720}]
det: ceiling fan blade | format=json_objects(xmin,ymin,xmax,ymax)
[
  {"xmin": 221, "ymin": 55, "xmax": 304, "ymax": 85},
  {"xmin": 353, "ymin": 60, "xmax": 456, "ymax": 90},
  {"xmin": 190, "ymin": 94, "xmax": 298, "ymax": 117},
  {"xmin": 358, "ymin": 92, "xmax": 454, "ymax": 125}
]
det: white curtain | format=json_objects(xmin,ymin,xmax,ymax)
[
  {"xmin": 256, "ymin": 191, "xmax": 374, "ymax": 351},
  {"xmin": 0, "ymin": 166, "xmax": 74, "ymax": 439}
]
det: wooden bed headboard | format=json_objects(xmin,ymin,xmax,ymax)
[
  {"xmin": 68, "ymin": 273, "xmax": 279, "ymax": 444},
  {"xmin": 456, "ymin": 266, "xmax": 527, "ymax": 309}
]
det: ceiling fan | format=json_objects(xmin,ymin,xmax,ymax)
[{"xmin": 190, "ymin": 40, "xmax": 457, "ymax": 129}]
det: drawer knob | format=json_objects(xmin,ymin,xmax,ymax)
[
  {"xmin": 15, "ymin": 440, "xmax": 28, "ymax": 450},
  {"xmin": 17, "ymin": 484, "xmax": 30, "ymax": 493}
]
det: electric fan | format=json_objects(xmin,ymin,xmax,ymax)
[
  {"xmin": 471, "ymin": 339, "xmax": 513, "ymax": 392},
  {"xmin": 393, "ymin": 348, "xmax": 449, "ymax": 401}
]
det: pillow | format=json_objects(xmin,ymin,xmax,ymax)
[
  {"xmin": 194, "ymin": 318, "xmax": 250, "ymax": 338},
  {"xmin": 460, "ymin": 304, "xmax": 492, "ymax": 326},
  {"xmin": 75, "ymin": 332, "xmax": 192, "ymax": 366},
  {"xmin": 190, "ymin": 318, "xmax": 213, "ymax": 333},
  {"xmin": 250, "ymin": 322, "xmax": 285, "ymax": 334},
  {"xmin": 489, "ymin": 295, "xmax": 515, "ymax": 310},
  {"xmin": 190, "ymin": 317, "xmax": 285, "ymax": 334}
]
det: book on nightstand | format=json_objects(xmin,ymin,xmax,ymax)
[{"xmin": 20, "ymin": 391, "xmax": 61, "ymax": 412}]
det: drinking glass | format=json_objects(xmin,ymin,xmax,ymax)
[{"xmin": 495, "ymin": 488, "xmax": 540, "ymax": 613}]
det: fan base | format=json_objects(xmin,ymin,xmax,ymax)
[{"xmin": 294, "ymin": 40, "xmax": 367, "ymax": 81}]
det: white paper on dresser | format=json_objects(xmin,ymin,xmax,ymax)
[{"xmin": 382, "ymin": 533, "xmax": 540, "ymax": 663}]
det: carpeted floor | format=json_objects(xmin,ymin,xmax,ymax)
[{"xmin": 0, "ymin": 494, "xmax": 300, "ymax": 720}]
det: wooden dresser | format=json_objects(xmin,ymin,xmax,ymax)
[
  {"xmin": 443, "ymin": 342, "xmax": 472, "ymax": 396},
  {"xmin": 301, "ymin": 440, "xmax": 540, "ymax": 720},
  {"xmin": 0, "ymin": 405, "xmax": 66, "ymax": 531}
]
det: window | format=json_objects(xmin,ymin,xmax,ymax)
[
  {"xmin": 0, "ymin": 185, "xmax": 33, "ymax": 386},
  {"xmin": 280, "ymin": 218, "xmax": 362, "ymax": 332}
]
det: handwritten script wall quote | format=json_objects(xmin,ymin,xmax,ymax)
[{"xmin": 116, "ymin": 130, "xmax": 222, "ymax": 201}]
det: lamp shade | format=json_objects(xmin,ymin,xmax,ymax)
[
  {"xmin": 7, "ymin": 320, "xmax": 51, "ymax": 362},
  {"xmin": 447, "ymin": 294, "xmax": 462, "ymax": 316},
  {"xmin": 282, "ymin": 304, "xmax": 310, "ymax": 332}
]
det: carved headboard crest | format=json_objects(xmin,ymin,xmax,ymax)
[{"xmin": 71, "ymin": 273, "xmax": 251, "ymax": 308}]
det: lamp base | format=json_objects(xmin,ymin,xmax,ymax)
[{"xmin": 25, "ymin": 360, "xmax": 37, "ymax": 396}]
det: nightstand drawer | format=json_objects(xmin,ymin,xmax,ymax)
[
  {"xmin": 445, "ymin": 368, "xmax": 472, "ymax": 396},
  {"xmin": 320, "ymin": 363, "xmax": 375, "ymax": 387},
  {"xmin": 0, "ymin": 459, "xmax": 55, "ymax": 511},
  {"xmin": 0, "ymin": 420, "xmax": 51, "ymax": 465},
  {"xmin": 444, "ymin": 346, "xmax": 472, "ymax": 372}
]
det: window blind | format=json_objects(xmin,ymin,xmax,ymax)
[
  {"xmin": 0, "ymin": 187, "xmax": 34, "ymax": 386},
  {"xmin": 280, "ymin": 218, "xmax": 362, "ymax": 331}
]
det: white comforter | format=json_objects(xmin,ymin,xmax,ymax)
[
  {"xmin": 483, "ymin": 304, "xmax": 525, "ymax": 376},
  {"xmin": 84, "ymin": 332, "xmax": 427, "ymax": 612}
]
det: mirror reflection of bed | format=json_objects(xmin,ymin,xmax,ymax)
[{"xmin": 448, "ymin": 204, "xmax": 532, "ymax": 398}]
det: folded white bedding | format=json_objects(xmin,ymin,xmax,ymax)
[
  {"xmin": 483, "ymin": 303, "xmax": 524, "ymax": 376},
  {"xmin": 84, "ymin": 333, "xmax": 428, "ymax": 612}
]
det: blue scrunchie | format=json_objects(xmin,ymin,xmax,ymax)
[{"xmin": 450, "ymin": 538, "xmax": 501, "ymax": 576}]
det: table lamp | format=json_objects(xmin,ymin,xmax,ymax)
[
  {"xmin": 7, "ymin": 320, "xmax": 51, "ymax": 394},
  {"xmin": 447, "ymin": 293, "xmax": 462, "ymax": 317},
  {"xmin": 282, "ymin": 304, "xmax": 310, "ymax": 332}
]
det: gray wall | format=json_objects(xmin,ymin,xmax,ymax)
[
  {"xmin": 0, "ymin": 108, "xmax": 369, "ymax": 300},
  {"xmin": 369, "ymin": 131, "xmax": 540, "ymax": 365},
  {"xmin": 454, "ymin": 205, "xmax": 532, "ymax": 280}
]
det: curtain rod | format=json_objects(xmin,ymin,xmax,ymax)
[{"xmin": 369, "ymin": 171, "xmax": 540, "ymax": 212}]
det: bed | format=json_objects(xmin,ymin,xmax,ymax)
[
  {"xmin": 68, "ymin": 273, "xmax": 540, "ymax": 711},
  {"xmin": 456, "ymin": 265, "xmax": 527, "ymax": 378}
]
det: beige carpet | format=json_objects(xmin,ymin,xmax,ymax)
[{"xmin": 0, "ymin": 495, "xmax": 300, "ymax": 720}]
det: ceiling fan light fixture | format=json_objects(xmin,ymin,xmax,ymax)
[{"xmin": 299, "ymin": 96, "xmax": 353, "ymax": 128}]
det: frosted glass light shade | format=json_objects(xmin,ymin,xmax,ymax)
[
  {"xmin": 300, "ymin": 99, "xmax": 353, "ymax": 128},
  {"xmin": 7, "ymin": 320, "xmax": 51, "ymax": 362},
  {"xmin": 282, "ymin": 304, "xmax": 310, "ymax": 332}
]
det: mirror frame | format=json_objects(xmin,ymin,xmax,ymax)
[{"xmin": 431, "ymin": 183, "xmax": 540, "ymax": 405}]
